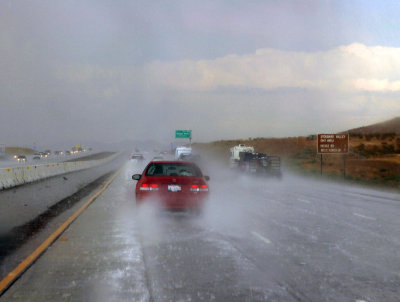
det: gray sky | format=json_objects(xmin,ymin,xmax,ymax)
[{"xmin": 1, "ymin": 0, "xmax": 400, "ymax": 147}]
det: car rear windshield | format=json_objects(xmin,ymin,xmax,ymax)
[{"xmin": 145, "ymin": 163, "xmax": 202, "ymax": 177}]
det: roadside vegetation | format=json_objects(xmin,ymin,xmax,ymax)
[{"xmin": 194, "ymin": 133, "xmax": 400, "ymax": 189}]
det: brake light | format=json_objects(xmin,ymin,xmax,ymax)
[
  {"xmin": 190, "ymin": 184, "xmax": 208, "ymax": 192},
  {"xmin": 140, "ymin": 183, "xmax": 159, "ymax": 191}
]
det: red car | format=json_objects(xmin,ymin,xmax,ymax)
[{"xmin": 132, "ymin": 160, "xmax": 210, "ymax": 211}]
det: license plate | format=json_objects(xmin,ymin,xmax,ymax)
[{"xmin": 168, "ymin": 185, "xmax": 181, "ymax": 192}]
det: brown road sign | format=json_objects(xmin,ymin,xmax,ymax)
[{"xmin": 317, "ymin": 134, "xmax": 349, "ymax": 154}]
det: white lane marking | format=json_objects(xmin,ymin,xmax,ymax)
[
  {"xmin": 355, "ymin": 300, "xmax": 367, "ymax": 302},
  {"xmin": 251, "ymin": 231, "xmax": 271, "ymax": 245},
  {"xmin": 353, "ymin": 213, "xmax": 376, "ymax": 221},
  {"xmin": 297, "ymin": 198, "xmax": 311, "ymax": 204}
]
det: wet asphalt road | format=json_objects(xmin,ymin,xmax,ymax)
[{"xmin": 1, "ymin": 160, "xmax": 400, "ymax": 302}]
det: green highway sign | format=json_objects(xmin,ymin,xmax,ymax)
[{"xmin": 175, "ymin": 130, "xmax": 191, "ymax": 139}]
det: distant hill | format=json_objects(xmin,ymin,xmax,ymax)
[
  {"xmin": 347, "ymin": 117, "xmax": 400, "ymax": 134},
  {"xmin": 5, "ymin": 147, "xmax": 36, "ymax": 155}
]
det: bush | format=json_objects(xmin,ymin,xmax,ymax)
[
  {"xmin": 304, "ymin": 148, "xmax": 316, "ymax": 156},
  {"xmin": 371, "ymin": 145, "xmax": 381, "ymax": 155},
  {"xmin": 365, "ymin": 134, "xmax": 373, "ymax": 141},
  {"xmin": 396, "ymin": 138, "xmax": 400, "ymax": 151},
  {"xmin": 381, "ymin": 132, "xmax": 396, "ymax": 140},
  {"xmin": 384, "ymin": 174, "xmax": 400, "ymax": 182},
  {"xmin": 354, "ymin": 143, "xmax": 367, "ymax": 156},
  {"xmin": 381, "ymin": 143, "xmax": 395, "ymax": 154}
]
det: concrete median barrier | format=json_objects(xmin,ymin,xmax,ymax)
[{"xmin": 0, "ymin": 153, "xmax": 120, "ymax": 191}]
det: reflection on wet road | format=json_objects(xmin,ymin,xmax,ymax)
[{"xmin": 1, "ymin": 160, "xmax": 400, "ymax": 301}]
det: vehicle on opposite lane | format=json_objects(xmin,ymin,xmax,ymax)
[
  {"xmin": 132, "ymin": 160, "xmax": 210, "ymax": 211},
  {"xmin": 16, "ymin": 155, "xmax": 27, "ymax": 163},
  {"xmin": 130, "ymin": 153, "xmax": 145, "ymax": 161}
]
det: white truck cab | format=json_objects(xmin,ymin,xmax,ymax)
[
  {"xmin": 229, "ymin": 144, "xmax": 254, "ymax": 168},
  {"xmin": 175, "ymin": 146, "xmax": 192, "ymax": 160}
]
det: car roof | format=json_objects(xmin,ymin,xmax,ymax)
[
  {"xmin": 147, "ymin": 160, "xmax": 195, "ymax": 165},
  {"xmin": 145, "ymin": 160, "xmax": 201, "ymax": 169},
  {"xmin": 143, "ymin": 160, "xmax": 203, "ymax": 177}
]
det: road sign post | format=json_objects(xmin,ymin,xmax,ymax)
[
  {"xmin": 320, "ymin": 154, "xmax": 323, "ymax": 175},
  {"xmin": 175, "ymin": 130, "xmax": 192, "ymax": 147},
  {"xmin": 317, "ymin": 134, "xmax": 349, "ymax": 177}
]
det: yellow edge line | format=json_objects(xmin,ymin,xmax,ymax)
[{"xmin": 0, "ymin": 168, "xmax": 122, "ymax": 295}]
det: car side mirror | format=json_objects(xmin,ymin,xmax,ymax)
[
  {"xmin": 204, "ymin": 175, "xmax": 210, "ymax": 181},
  {"xmin": 132, "ymin": 174, "xmax": 141, "ymax": 180}
]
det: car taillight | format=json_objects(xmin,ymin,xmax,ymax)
[
  {"xmin": 190, "ymin": 184, "xmax": 208, "ymax": 192},
  {"xmin": 140, "ymin": 183, "xmax": 159, "ymax": 191}
]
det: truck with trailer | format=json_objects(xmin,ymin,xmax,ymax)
[{"xmin": 229, "ymin": 144, "xmax": 281, "ymax": 178}]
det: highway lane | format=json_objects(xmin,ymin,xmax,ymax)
[{"xmin": 1, "ymin": 160, "xmax": 399, "ymax": 301}]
